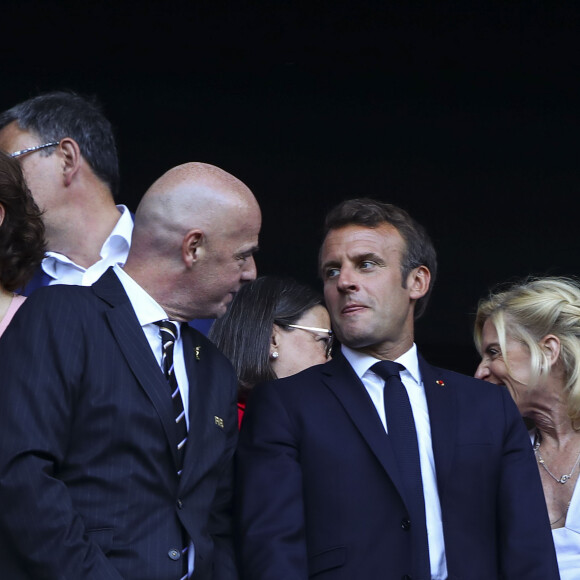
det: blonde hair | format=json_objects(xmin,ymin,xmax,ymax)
[{"xmin": 474, "ymin": 277, "xmax": 580, "ymax": 429}]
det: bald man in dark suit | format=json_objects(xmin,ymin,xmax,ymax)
[{"xmin": 0, "ymin": 162, "xmax": 261, "ymax": 579}]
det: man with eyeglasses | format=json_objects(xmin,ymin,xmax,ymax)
[
  {"xmin": 236, "ymin": 198, "xmax": 560, "ymax": 579},
  {"xmin": 0, "ymin": 90, "xmax": 133, "ymax": 292}
]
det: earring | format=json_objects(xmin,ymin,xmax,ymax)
[{"xmin": 270, "ymin": 351, "xmax": 279, "ymax": 359}]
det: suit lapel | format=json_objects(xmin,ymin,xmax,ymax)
[
  {"xmin": 321, "ymin": 353, "xmax": 407, "ymax": 500},
  {"xmin": 181, "ymin": 327, "xmax": 201, "ymax": 481},
  {"xmin": 93, "ymin": 269, "xmax": 181, "ymax": 468},
  {"xmin": 419, "ymin": 355, "xmax": 457, "ymax": 496},
  {"xmin": 179, "ymin": 327, "xmax": 222, "ymax": 485}
]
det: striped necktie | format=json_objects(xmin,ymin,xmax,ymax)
[{"xmin": 156, "ymin": 320, "xmax": 188, "ymax": 474}]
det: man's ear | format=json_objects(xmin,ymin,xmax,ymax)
[
  {"xmin": 59, "ymin": 138, "xmax": 82, "ymax": 186},
  {"xmin": 407, "ymin": 265, "xmax": 431, "ymax": 300},
  {"xmin": 182, "ymin": 229, "xmax": 204, "ymax": 267},
  {"xmin": 0, "ymin": 202, "xmax": 5, "ymax": 227}
]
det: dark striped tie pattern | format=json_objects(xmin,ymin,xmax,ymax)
[
  {"xmin": 156, "ymin": 321, "xmax": 190, "ymax": 578},
  {"xmin": 372, "ymin": 360, "xmax": 431, "ymax": 580},
  {"xmin": 156, "ymin": 320, "xmax": 188, "ymax": 475}
]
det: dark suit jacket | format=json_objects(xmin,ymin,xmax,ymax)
[
  {"xmin": 236, "ymin": 352, "xmax": 560, "ymax": 580},
  {"xmin": 19, "ymin": 265, "xmax": 51, "ymax": 295},
  {"xmin": 0, "ymin": 268, "xmax": 238, "ymax": 580}
]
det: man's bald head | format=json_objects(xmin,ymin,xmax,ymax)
[
  {"xmin": 132, "ymin": 162, "xmax": 258, "ymax": 257},
  {"xmin": 125, "ymin": 162, "xmax": 261, "ymax": 321}
]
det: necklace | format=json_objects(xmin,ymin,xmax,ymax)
[{"xmin": 533, "ymin": 431, "xmax": 580, "ymax": 485}]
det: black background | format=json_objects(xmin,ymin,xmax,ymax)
[{"xmin": 3, "ymin": 2, "xmax": 579, "ymax": 373}]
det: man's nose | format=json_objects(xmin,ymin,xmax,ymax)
[
  {"xmin": 241, "ymin": 256, "xmax": 257, "ymax": 282},
  {"xmin": 336, "ymin": 268, "xmax": 358, "ymax": 293}
]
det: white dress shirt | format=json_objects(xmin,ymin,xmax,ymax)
[
  {"xmin": 342, "ymin": 343, "xmax": 448, "ymax": 580},
  {"xmin": 43, "ymin": 205, "xmax": 133, "ymax": 287},
  {"xmin": 113, "ymin": 265, "xmax": 194, "ymax": 576}
]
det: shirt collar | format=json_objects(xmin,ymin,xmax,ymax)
[
  {"xmin": 113, "ymin": 264, "xmax": 168, "ymax": 329},
  {"xmin": 342, "ymin": 342, "xmax": 422, "ymax": 385},
  {"xmin": 42, "ymin": 204, "xmax": 133, "ymax": 275},
  {"xmin": 99, "ymin": 204, "xmax": 133, "ymax": 259}
]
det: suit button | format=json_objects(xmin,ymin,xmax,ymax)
[
  {"xmin": 177, "ymin": 498, "xmax": 184, "ymax": 509},
  {"xmin": 168, "ymin": 548, "xmax": 181, "ymax": 560},
  {"xmin": 401, "ymin": 518, "xmax": 411, "ymax": 531}
]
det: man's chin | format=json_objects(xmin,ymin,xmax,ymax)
[
  {"xmin": 187, "ymin": 294, "xmax": 236, "ymax": 320},
  {"xmin": 334, "ymin": 328, "xmax": 374, "ymax": 350},
  {"xmin": 213, "ymin": 300, "xmax": 233, "ymax": 319}
]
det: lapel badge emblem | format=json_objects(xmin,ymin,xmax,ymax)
[
  {"xmin": 195, "ymin": 346, "xmax": 201, "ymax": 360},
  {"xmin": 214, "ymin": 416, "xmax": 224, "ymax": 428},
  {"xmin": 436, "ymin": 379, "xmax": 445, "ymax": 386}
]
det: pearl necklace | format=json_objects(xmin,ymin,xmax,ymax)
[{"xmin": 533, "ymin": 431, "xmax": 580, "ymax": 485}]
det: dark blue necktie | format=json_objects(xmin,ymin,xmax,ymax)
[{"xmin": 372, "ymin": 360, "xmax": 431, "ymax": 580}]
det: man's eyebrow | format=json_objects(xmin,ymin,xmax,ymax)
[
  {"xmin": 238, "ymin": 245, "xmax": 259, "ymax": 257},
  {"xmin": 324, "ymin": 252, "xmax": 382, "ymax": 264},
  {"xmin": 356, "ymin": 252, "xmax": 382, "ymax": 262},
  {"xmin": 320, "ymin": 259, "xmax": 340, "ymax": 270}
]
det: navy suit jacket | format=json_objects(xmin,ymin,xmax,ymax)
[
  {"xmin": 0, "ymin": 268, "xmax": 238, "ymax": 579},
  {"xmin": 236, "ymin": 352, "xmax": 560, "ymax": 580}
]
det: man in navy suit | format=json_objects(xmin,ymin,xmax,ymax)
[
  {"xmin": 0, "ymin": 162, "xmax": 261, "ymax": 579},
  {"xmin": 236, "ymin": 198, "xmax": 559, "ymax": 579}
]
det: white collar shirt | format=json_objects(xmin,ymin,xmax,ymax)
[
  {"xmin": 43, "ymin": 205, "xmax": 133, "ymax": 286},
  {"xmin": 112, "ymin": 264, "xmax": 190, "ymax": 428},
  {"xmin": 341, "ymin": 343, "xmax": 448, "ymax": 580}
]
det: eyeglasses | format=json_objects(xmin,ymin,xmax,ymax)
[
  {"xmin": 10, "ymin": 141, "xmax": 60, "ymax": 159},
  {"xmin": 284, "ymin": 323, "xmax": 334, "ymax": 358}
]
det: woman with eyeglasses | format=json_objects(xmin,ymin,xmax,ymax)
[
  {"xmin": 0, "ymin": 151, "xmax": 45, "ymax": 337},
  {"xmin": 209, "ymin": 276, "xmax": 333, "ymax": 427},
  {"xmin": 474, "ymin": 277, "xmax": 580, "ymax": 579}
]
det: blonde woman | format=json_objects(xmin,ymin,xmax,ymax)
[{"xmin": 475, "ymin": 277, "xmax": 580, "ymax": 579}]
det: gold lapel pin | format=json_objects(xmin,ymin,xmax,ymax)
[
  {"xmin": 214, "ymin": 416, "xmax": 224, "ymax": 428},
  {"xmin": 436, "ymin": 380, "xmax": 445, "ymax": 386},
  {"xmin": 195, "ymin": 346, "xmax": 201, "ymax": 360}
]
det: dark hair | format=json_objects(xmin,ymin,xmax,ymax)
[
  {"xmin": 0, "ymin": 151, "xmax": 46, "ymax": 292},
  {"xmin": 0, "ymin": 91, "xmax": 119, "ymax": 197},
  {"xmin": 209, "ymin": 276, "xmax": 324, "ymax": 399},
  {"xmin": 322, "ymin": 197, "xmax": 437, "ymax": 319}
]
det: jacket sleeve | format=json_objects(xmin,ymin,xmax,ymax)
[
  {"xmin": 0, "ymin": 290, "xmax": 124, "ymax": 580},
  {"xmin": 235, "ymin": 381, "xmax": 308, "ymax": 580}
]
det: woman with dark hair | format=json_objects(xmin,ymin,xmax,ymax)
[
  {"xmin": 209, "ymin": 276, "xmax": 332, "ymax": 426},
  {"xmin": 0, "ymin": 151, "xmax": 46, "ymax": 336}
]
